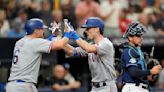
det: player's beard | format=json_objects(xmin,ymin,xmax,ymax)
[
  {"xmin": 134, "ymin": 41, "xmax": 142, "ymax": 47},
  {"xmin": 134, "ymin": 43, "xmax": 139, "ymax": 47}
]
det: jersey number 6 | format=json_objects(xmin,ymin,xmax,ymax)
[{"xmin": 12, "ymin": 49, "xmax": 19, "ymax": 64}]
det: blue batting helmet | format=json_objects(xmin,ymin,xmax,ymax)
[
  {"xmin": 81, "ymin": 17, "xmax": 104, "ymax": 32},
  {"xmin": 123, "ymin": 22, "xmax": 147, "ymax": 38},
  {"xmin": 24, "ymin": 18, "xmax": 47, "ymax": 35}
]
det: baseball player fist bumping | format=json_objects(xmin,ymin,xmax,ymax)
[
  {"xmin": 63, "ymin": 17, "xmax": 118, "ymax": 92},
  {"xmin": 64, "ymin": 20, "xmax": 80, "ymax": 41},
  {"xmin": 6, "ymin": 18, "xmax": 72, "ymax": 92},
  {"xmin": 64, "ymin": 19, "xmax": 75, "ymax": 32}
]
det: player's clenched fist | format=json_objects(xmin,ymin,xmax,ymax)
[
  {"xmin": 61, "ymin": 19, "xmax": 73, "ymax": 39},
  {"xmin": 49, "ymin": 21, "xmax": 60, "ymax": 33},
  {"xmin": 64, "ymin": 19, "xmax": 72, "ymax": 32},
  {"xmin": 64, "ymin": 21, "xmax": 80, "ymax": 41},
  {"xmin": 150, "ymin": 65, "xmax": 162, "ymax": 75}
]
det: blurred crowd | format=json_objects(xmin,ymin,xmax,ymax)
[
  {"xmin": 44, "ymin": 64, "xmax": 81, "ymax": 91},
  {"xmin": 0, "ymin": 0, "xmax": 164, "ymax": 38}
]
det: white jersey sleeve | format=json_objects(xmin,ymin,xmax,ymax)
[
  {"xmin": 96, "ymin": 38, "xmax": 114, "ymax": 55},
  {"xmin": 35, "ymin": 38, "xmax": 52, "ymax": 53}
]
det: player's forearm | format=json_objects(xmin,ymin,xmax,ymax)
[
  {"xmin": 51, "ymin": 31, "xmax": 72, "ymax": 50},
  {"xmin": 128, "ymin": 66, "xmax": 151, "ymax": 78},
  {"xmin": 76, "ymin": 38, "xmax": 97, "ymax": 53},
  {"xmin": 52, "ymin": 84, "xmax": 61, "ymax": 90},
  {"xmin": 51, "ymin": 37, "xmax": 69, "ymax": 50},
  {"xmin": 70, "ymin": 81, "xmax": 81, "ymax": 89},
  {"xmin": 63, "ymin": 44, "xmax": 74, "ymax": 56},
  {"xmin": 68, "ymin": 25, "xmax": 96, "ymax": 53},
  {"xmin": 62, "ymin": 85, "xmax": 73, "ymax": 90}
]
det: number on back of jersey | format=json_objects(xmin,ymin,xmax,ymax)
[{"xmin": 12, "ymin": 49, "xmax": 20, "ymax": 64}]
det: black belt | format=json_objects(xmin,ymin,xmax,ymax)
[
  {"xmin": 135, "ymin": 83, "xmax": 148, "ymax": 89},
  {"xmin": 92, "ymin": 82, "xmax": 107, "ymax": 88},
  {"xmin": 125, "ymin": 83, "xmax": 148, "ymax": 89}
]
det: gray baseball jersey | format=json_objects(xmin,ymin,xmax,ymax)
[
  {"xmin": 8, "ymin": 36, "xmax": 52, "ymax": 83},
  {"xmin": 74, "ymin": 38, "xmax": 116, "ymax": 82},
  {"xmin": 52, "ymin": 36, "xmax": 62, "ymax": 42}
]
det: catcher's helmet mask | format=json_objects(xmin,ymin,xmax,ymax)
[{"xmin": 123, "ymin": 22, "xmax": 147, "ymax": 38}]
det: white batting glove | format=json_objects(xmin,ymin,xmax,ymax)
[{"xmin": 49, "ymin": 21, "xmax": 60, "ymax": 34}]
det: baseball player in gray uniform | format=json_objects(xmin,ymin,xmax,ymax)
[
  {"xmin": 63, "ymin": 17, "xmax": 117, "ymax": 92},
  {"xmin": 6, "ymin": 18, "xmax": 72, "ymax": 92}
]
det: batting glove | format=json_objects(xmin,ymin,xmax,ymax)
[
  {"xmin": 66, "ymin": 22, "xmax": 80, "ymax": 41},
  {"xmin": 49, "ymin": 21, "xmax": 60, "ymax": 33}
]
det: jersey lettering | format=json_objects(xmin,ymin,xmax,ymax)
[{"xmin": 12, "ymin": 49, "xmax": 20, "ymax": 64}]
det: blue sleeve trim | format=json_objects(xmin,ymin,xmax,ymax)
[{"xmin": 47, "ymin": 35, "xmax": 55, "ymax": 41}]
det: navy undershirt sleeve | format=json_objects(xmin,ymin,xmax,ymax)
[{"xmin": 128, "ymin": 66, "xmax": 151, "ymax": 78}]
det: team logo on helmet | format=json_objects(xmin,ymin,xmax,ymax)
[{"xmin": 84, "ymin": 19, "xmax": 87, "ymax": 25}]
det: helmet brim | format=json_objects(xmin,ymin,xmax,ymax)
[
  {"xmin": 81, "ymin": 24, "xmax": 93, "ymax": 28},
  {"xmin": 35, "ymin": 25, "xmax": 48, "ymax": 30},
  {"xmin": 43, "ymin": 25, "xmax": 48, "ymax": 29}
]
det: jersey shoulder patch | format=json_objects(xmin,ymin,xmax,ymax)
[{"xmin": 129, "ymin": 58, "xmax": 137, "ymax": 63}]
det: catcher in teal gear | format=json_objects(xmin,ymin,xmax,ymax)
[{"xmin": 121, "ymin": 22, "xmax": 162, "ymax": 92}]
